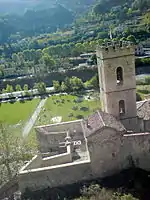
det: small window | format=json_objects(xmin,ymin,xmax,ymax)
[
  {"xmin": 116, "ymin": 67, "xmax": 123, "ymax": 85},
  {"xmin": 119, "ymin": 100, "xmax": 125, "ymax": 115}
]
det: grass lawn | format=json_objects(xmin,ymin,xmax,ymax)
[
  {"xmin": 0, "ymin": 99, "xmax": 40, "ymax": 125},
  {"xmin": 36, "ymin": 93, "xmax": 101, "ymax": 126}
]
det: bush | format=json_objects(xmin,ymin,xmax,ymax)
[
  {"xmin": 77, "ymin": 184, "xmax": 139, "ymax": 200},
  {"xmin": 80, "ymin": 107, "xmax": 89, "ymax": 111},
  {"xmin": 85, "ymin": 74, "xmax": 99, "ymax": 90},
  {"xmin": 68, "ymin": 113, "xmax": 74, "ymax": 118},
  {"xmin": 72, "ymin": 106, "xmax": 78, "ymax": 111},
  {"xmin": 144, "ymin": 76, "xmax": 150, "ymax": 85},
  {"xmin": 136, "ymin": 79, "xmax": 145, "ymax": 85},
  {"xmin": 74, "ymin": 98, "xmax": 83, "ymax": 103},
  {"xmin": 137, "ymin": 89, "xmax": 149, "ymax": 94},
  {"xmin": 76, "ymin": 115, "xmax": 84, "ymax": 119},
  {"xmin": 136, "ymin": 93, "xmax": 142, "ymax": 101}
]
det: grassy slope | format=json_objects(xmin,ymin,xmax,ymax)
[
  {"xmin": 0, "ymin": 99, "xmax": 40, "ymax": 124},
  {"xmin": 36, "ymin": 94, "xmax": 101, "ymax": 126}
]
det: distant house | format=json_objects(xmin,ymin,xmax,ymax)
[
  {"xmin": 135, "ymin": 44, "xmax": 145, "ymax": 56},
  {"xmin": 80, "ymin": 52, "xmax": 95, "ymax": 59}
]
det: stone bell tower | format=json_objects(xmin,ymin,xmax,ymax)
[{"xmin": 96, "ymin": 42, "xmax": 137, "ymax": 131}]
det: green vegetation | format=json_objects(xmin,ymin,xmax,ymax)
[
  {"xmin": 76, "ymin": 184, "xmax": 138, "ymax": 200},
  {"xmin": 0, "ymin": 0, "xmax": 149, "ymax": 79},
  {"xmin": 36, "ymin": 93, "xmax": 100, "ymax": 126},
  {"xmin": 136, "ymin": 76, "xmax": 150, "ymax": 99},
  {"xmin": 136, "ymin": 57, "xmax": 150, "ymax": 67},
  {"xmin": 0, "ymin": 99, "xmax": 40, "ymax": 124},
  {"xmin": 0, "ymin": 123, "xmax": 37, "ymax": 186}
]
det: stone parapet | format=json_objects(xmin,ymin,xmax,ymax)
[{"xmin": 96, "ymin": 42, "xmax": 135, "ymax": 60}]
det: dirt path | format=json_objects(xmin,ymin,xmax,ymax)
[{"xmin": 22, "ymin": 98, "xmax": 47, "ymax": 137}]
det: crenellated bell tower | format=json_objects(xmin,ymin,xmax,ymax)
[{"xmin": 96, "ymin": 42, "xmax": 137, "ymax": 131}]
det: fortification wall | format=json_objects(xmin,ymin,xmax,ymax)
[
  {"xmin": 41, "ymin": 145, "xmax": 72, "ymax": 168},
  {"xmin": 88, "ymin": 128, "xmax": 150, "ymax": 179},
  {"xmin": 19, "ymin": 127, "xmax": 150, "ymax": 193},
  {"xmin": 23, "ymin": 145, "xmax": 72, "ymax": 170},
  {"xmin": 36, "ymin": 120, "xmax": 85, "ymax": 154},
  {"xmin": 37, "ymin": 131, "xmax": 67, "ymax": 153},
  {"xmin": 19, "ymin": 161, "xmax": 91, "ymax": 193},
  {"xmin": 36, "ymin": 120, "xmax": 82, "ymax": 134},
  {"xmin": 123, "ymin": 132, "xmax": 150, "ymax": 171}
]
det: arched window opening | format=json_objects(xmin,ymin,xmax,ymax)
[
  {"xmin": 116, "ymin": 67, "xmax": 123, "ymax": 85},
  {"xmin": 119, "ymin": 100, "xmax": 125, "ymax": 115}
]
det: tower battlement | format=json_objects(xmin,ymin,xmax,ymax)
[{"xmin": 96, "ymin": 42, "xmax": 135, "ymax": 60}]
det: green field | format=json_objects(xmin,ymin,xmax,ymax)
[
  {"xmin": 36, "ymin": 94, "xmax": 101, "ymax": 126},
  {"xmin": 0, "ymin": 99, "xmax": 40, "ymax": 125}
]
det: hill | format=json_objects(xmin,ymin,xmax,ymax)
[{"xmin": 0, "ymin": 0, "xmax": 96, "ymax": 15}]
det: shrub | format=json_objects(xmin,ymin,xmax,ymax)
[
  {"xmin": 76, "ymin": 115, "xmax": 84, "ymax": 119},
  {"xmin": 74, "ymin": 98, "xmax": 83, "ymax": 103},
  {"xmin": 72, "ymin": 106, "xmax": 78, "ymax": 111},
  {"xmin": 136, "ymin": 79, "xmax": 145, "ymax": 85},
  {"xmin": 68, "ymin": 113, "xmax": 74, "ymax": 118},
  {"xmin": 144, "ymin": 76, "xmax": 150, "ymax": 85},
  {"xmin": 137, "ymin": 89, "xmax": 149, "ymax": 94},
  {"xmin": 136, "ymin": 93, "xmax": 142, "ymax": 101},
  {"xmin": 80, "ymin": 107, "xmax": 89, "ymax": 111}
]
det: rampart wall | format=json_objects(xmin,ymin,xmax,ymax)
[{"xmin": 19, "ymin": 160, "xmax": 91, "ymax": 193}]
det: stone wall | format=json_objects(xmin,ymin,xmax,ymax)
[
  {"xmin": 23, "ymin": 145, "xmax": 72, "ymax": 170},
  {"xmin": 19, "ymin": 125, "xmax": 150, "ymax": 193},
  {"xmin": 144, "ymin": 120, "xmax": 150, "ymax": 132},
  {"xmin": 36, "ymin": 120, "xmax": 85, "ymax": 154},
  {"xmin": 88, "ymin": 127, "xmax": 150, "ymax": 179},
  {"xmin": 123, "ymin": 133, "xmax": 150, "ymax": 171},
  {"xmin": 88, "ymin": 127, "xmax": 126, "ymax": 178},
  {"xmin": 19, "ymin": 160, "xmax": 91, "ymax": 193},
  {"xmin": 36, "ymin": 131, "xmax": 67, "ymax": 153},
  {"xmin": 41, "ymin": 145, "xmax": 72, "ymax": 168}
]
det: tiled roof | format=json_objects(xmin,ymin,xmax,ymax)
[
  {"xmin": 83, "ymin": 110, "xmax": 126, "ymax": 137},
  {"xmin": 82, "ymin": 111, "xmax": 104, "ymax": 137},
  {"xmin": 137, "ymin": 100, "xmax": 150, "ymax": 120},
  {"xmin": 100, "ymin": 111, "xmax": 126, "ymax": 132}
]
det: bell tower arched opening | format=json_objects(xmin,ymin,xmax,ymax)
[
  {"xmin": 116, "ymin": 67, "xmax": 123, "ymax": 85},
  {"xmin": 119, "ymin": 100, "xmax": 125, "ymax": 115}
]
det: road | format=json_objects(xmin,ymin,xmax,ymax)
[
  {"xmin": 0, "ymin": 87, "xmax": 54, "ymax": 99},
  {"xmin": 22, "ymin": 98, "xmax": 47, "ymax": 137}
]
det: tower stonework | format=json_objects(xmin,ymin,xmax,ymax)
[{"xmin": 96, "ymin": 43, "xmax": 137, "ymax": 131}]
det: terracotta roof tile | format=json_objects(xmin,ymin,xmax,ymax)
[{"xmin": 83, "ymin": 110, "xmax": 126, "ymax": 137}]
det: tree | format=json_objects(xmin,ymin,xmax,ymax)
[
  {"xmin": 23, "ymin": 84, "xmax": 30, "ymax": 96},
  {"xmin": 64, "ymin": 77, "xmax": 71, "ymax": 92},
  {"xmin": 0, "ymin": 123, "xmax": 36, "ymax": 185},
  {"xmin": 15, "ymin": 84, "xmax": 22, "ymax": 91},
  {"xmin": 0, "ymin": 65, "xmax": 4, "ymax": 78},
  {"xmin": 69, "ymin": 76, "xmax": 84, "ymax": 92},
  {"xmin": 85, "ymin": 74, "xmax": 99, "ymax": 90},
  {"xmin": 127, "ymin": 35, "xmax": 137, "ymax": 44},
  {"xmin": 23, "ymin": 84, "xmax": 29, "ymax": 92},
  {"xmin": 143, "ymin": 12, "xmax": 150, "ymax": 27},
  {"xmin": 53, "ymin": 80, "xmax": 61, "ymax": 92},
  {"xmin": 34, "ymin": 82, "xmax": 46, "ymax": 94},
  {"xmin": 91, "ymin": 54, "xmax": 97, "ymax": 65},
  {"xmin": 41, "ymin": 54, "xmax": 56, "ymax": 72},
  {"xmin": 6, "ymin": 84, "xmax": 13, "ymax": 93},
  {"xmin": 61, "ymin": 81, "xmax": 68, "ymax": 92}
]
